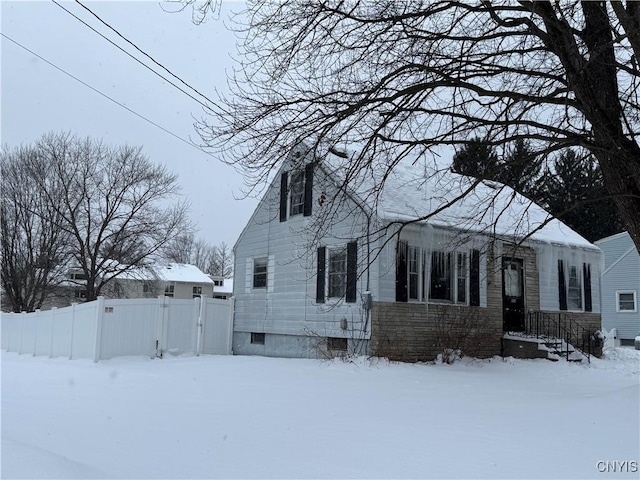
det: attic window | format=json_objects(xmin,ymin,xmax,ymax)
[{"xmin": 289, "ymin": 170, "xmax": 305, "ymax": 216}]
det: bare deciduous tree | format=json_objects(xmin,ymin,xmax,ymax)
[
  {"xmin": 0, "ymin": 146, "xmax": 70, "ymax": 312},
  {"xmin": 192, "ymin": 1, "xmax": 640, "ymax": 251},
  {"xmin": 163, "ymin": 235, "xmax": 233, "ymax": 277},
  {"xmin": 5, "ymin": 132, "xmax": 191, "ymax": 304}
]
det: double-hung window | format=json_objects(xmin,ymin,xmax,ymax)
[
  {"xmin": 279, "ymin": 163, "xmax": 314, "ymax": 221},
  {"xmin": 616, "ymin": 291, "xmax": 637, "ymax": 312},
  {"xmin": 253, "ymin": 258, "xmax": 268, "ymax": 289},
  {"xmin": 164, "ymin": 284, "xmax": 175, "ymax": 297},
  {"xmin": 316, "ymin": 242, "xmax": 357, "ymax": 303},
  {"xmin": 289, "ymin": 171, "xmax": 305, "ymax": 216},
  {"xmin": 193, "ymin": 286, "xmax": 202, "ymax": 298},
  {"xmin": 430, "ymin": 251, "xmax": 454, "ymax": 301},
  {"xmin": 328, "ymin": 248, "xmax": 347, "ymax": 298}
]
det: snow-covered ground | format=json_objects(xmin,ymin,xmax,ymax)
[{"xmin": 2, "ymin": 348, "xmax": 638, "ymax": 479}]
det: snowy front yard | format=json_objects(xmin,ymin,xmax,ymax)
[{"xmin": 2, "ymin": 349, "xmax": 638, "ymax": 479}]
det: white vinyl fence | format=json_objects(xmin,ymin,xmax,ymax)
[{"xmin": 1, "ymin": 296, "xmax": 233, "ymax": 361}]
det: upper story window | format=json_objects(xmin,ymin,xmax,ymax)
[
  {"xmin": 616, "ymin": 291, "xmax": 637, "ymax": 312},
  {"xmin": 279, "ymin": 163, "xmax": 313, "ymax": 221},
  {"xmin": 289, "ymin": 171, "xmax": 305, "ymax": 216},
  {"xmin": 68, "ymin": 271, "xmax": 88, "ymax": 281}
]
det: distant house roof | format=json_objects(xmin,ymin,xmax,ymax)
[
  {"xmin": 320, "ymin": 148, "xmax": 596, "ymax": 250},
  {"xmin": 213, "ymin": 277, "xmax": 233, "ymax": 294},
  {"xmin": 153, "ymin": 264, "xmax": 214, "ymax": 284}
]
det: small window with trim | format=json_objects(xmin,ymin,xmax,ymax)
[
  {"xmin": 616, "ymin": 291, "xmax": 637, "ymax": 312},
  {"xmin": 164, "ymin": 284, "xmax": 175, "ymax": 297},
  {"xmin": 253, "ymin": 258, "xmax": 268, "ymax": 289}
]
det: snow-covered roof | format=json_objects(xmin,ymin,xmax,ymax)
[
  {"xmin": 113, "ymin": 263, "xmax": 213, "ymax": 284},
  {"xmin": 153, "ymin": 264, "xmax": 214, "ymax": 284},
  {"xmin": 213, "ymin": 278, "xmax": 233, "ymax": 294},
  {"xmin": 321, "ymin": 148, "xmax": 596, "ymax": 250}
]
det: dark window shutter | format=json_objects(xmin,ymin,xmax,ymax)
[
  {"xmin": 583, "ymin": 263, "xmax": 592, "ymax": 312},
  {"xmin": 558, "ymin": 259, "xmax": 567, "ymax": 311},
  {"xmin": 279, "ymin": 171, "xmax": 288, "ymax": 222},
  {"xmin": 303, "ymin": 163, "xmax": 313, "ymax": 217},
  {"xmin": 346, "ymin": 241, "xmax": 357, "ymax": 303},
  {"xmin": 316, "ymin": 247, "xmax": 326, "ymax": 303},
  {"xmin": 470, "ymin": 249, "xmax": 480, "ymax": 306},
  {"xmin": 395, "ymin": 240, "xmax": 408, "ymax": 302}
]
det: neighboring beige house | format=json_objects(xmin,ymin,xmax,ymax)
[
  {"xmin": 46, "ymin": 263, "xmax": 214, "ymax": 308},
  {"xmin": 111, "ymin": 263, "xmax": 215, "ymax": 300},
  {"xmin": 209, "ymin": 275, "xmax": 234, "ymax": 299}
]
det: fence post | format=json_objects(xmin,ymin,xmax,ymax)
[
  {"xmin": 69, "ymin": 303, "xmax": 77, "ymax": 360},
  {"xmin": 196, "ymin": 296, "xmax": 206, "ymax": 356},
  {"xmin": 33, "ymin": 309, "xmax": 41, "ymax": 356},
  {"xmin": 49, "ymin": 307, "xmax": 57, "ymax": 358},
  {"xmin": 19, "ymin": 311, "xmax": 26, "ymax": 354},
  {"xmin": 227, "ymin": 297, "xmax": 235, "ymax": 354},
  {"xmin": 93, "ymin": 297, "xmax": 104, "ymax": 362}
]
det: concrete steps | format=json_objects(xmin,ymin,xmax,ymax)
[{"xmin": 502, "ymin": 334, "xmax": 586, "ymax": 362}]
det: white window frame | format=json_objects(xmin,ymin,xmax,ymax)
[
  {"xmin": 289, "ymin": 170, "xmax": 305, "ymax": 217},
  {"xmin": 616, "ymin": 290, "xmax": 637, "ymax": 313},
  {"xmin": 400, "ymin": 245, "xmax": 469, "ymax": 304},
  {"xmin": 192, "ymin": 285, "xmax": 202, "ymax": 298},
  {"xmin": 566, "ymin": 263, "xmax": 583, "ymax": 311},
  {"xmin": 164, "ymin": 283, "xmax": 175, "ymax": 297},
  {"xmin": 428, "ymin": 249, "xmax": 468, "ymax": 305},
  {"xmin": 252, "ymin": 257, "xmax": 268, "ymax": 289},
  {"xmin": 246, "ymin": 255, "xmax": 275, "ymax": 293},
  {"xmin": 327, "ymin": 247, "xmax": 347, "ymax": 299}
]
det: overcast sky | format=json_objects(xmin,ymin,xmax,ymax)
[{"xmin": 1, "ymin": 0, "xmax": 257, "ymax": 249}]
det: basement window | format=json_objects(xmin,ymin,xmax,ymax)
[
  {"xmin": 327, "ymin": 337, "xmax": 347, "ymax": 351},
  {"xmin": 251, "ymin": 332, "xmax": 265, "ymax": 345}
]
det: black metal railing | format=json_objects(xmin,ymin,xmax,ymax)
[{"xmin": 525, "ymin": 311, "xmax": 596, "ymax": 363}]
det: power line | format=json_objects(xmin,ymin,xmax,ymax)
[
  {"xmin": 1, "ymin": 32, "xmax": 217, "ymax": 160},
  {"xmin": 73, "ymin": 0, "xmax": 220, "ymax": 110},
  {"xmin": 50, "ymin": 0, "xmax": 216, "ymax": 112}
]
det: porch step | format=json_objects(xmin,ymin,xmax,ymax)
[{"xmin": 502, "ymin": 334, "xmax": 585, "ymax": 363}]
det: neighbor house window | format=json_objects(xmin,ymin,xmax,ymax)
[
  {"xmin": 328, "ymin": 248, "xmax": 347, "ymax": 298},
  {"xmin": 164, "ymin": 284, "xmax": 174, "ymax": 297},
  {"xmin": 253, "ymin": 258, "xmax": 268, "ymax": 288},
  {"xmin": 289, "ymin": 171, "xmax": 305, "ymax": 216},
  {"xmin": 193, "ymin": 286, "xmax": 202, "ymax": 298},
  {"xmin": 74, "ymin": 288, "xmax": 86, "ymax": 299},
  {"xmin": 616, "ymin": 291, "xmax": 637, "ymax": 312},
  {"xmin": 142, "ymin": 282, "xmax": 151, "ymax": 293}
]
